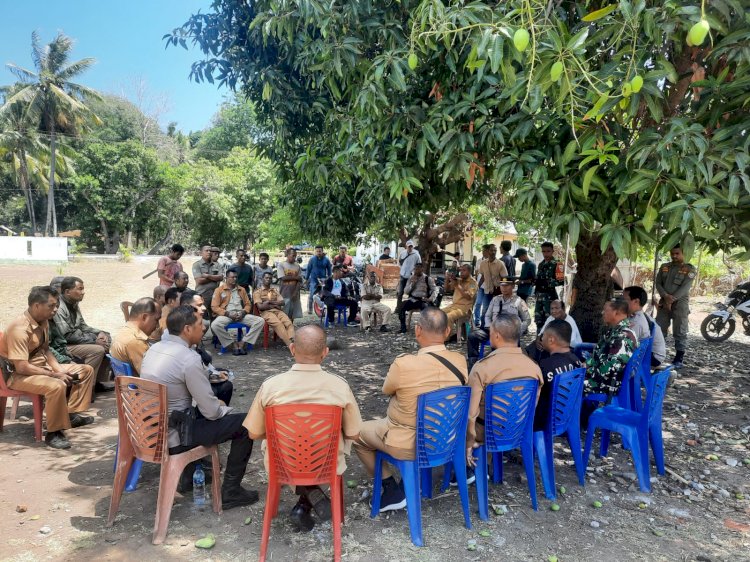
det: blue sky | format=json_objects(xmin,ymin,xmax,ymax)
[{"xmin": 1, "ymin": 0, "xmax": 227, "ymax": 133}]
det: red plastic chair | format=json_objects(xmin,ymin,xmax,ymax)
[
  {"xmin": 260, "ymin": 404, "xmax": 344, "ymax": 562},
  {"xmin": 107, "ymin": 376, "xmax": 222, "ymax": 544},
  {"xmin": 0, "ymin": 333, "xmax": 44, "ymax": 442},
  {"xmin": 253, "ymin": 304, "xmax": 279, "ymax": 349}
]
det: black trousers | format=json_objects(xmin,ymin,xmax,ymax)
[
  {"xmin": 324, "ymin": 296, "xmax": 358, "ymax": 323},
  {"xmin": 211, "ymin": 380, "xmax": 233, "ymax": 405},
  {"xmin": 399, "ymin": 299, "xmax": 427, "ymax": 330},
  {"xmin": 467, "ymin": 328, "xmax": 490, "ymax": 371}
]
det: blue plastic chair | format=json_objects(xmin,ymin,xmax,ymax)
[
  {"xmin": 583, "ymin": 367, "xmax": 673, "ymax": 492},
  {"xmin": 324, "ymin": 304, "xmax": 348, "ymax": 328},
  {"xmin": 631, "ymin": 337, "xmax": 654, "ymax": 412},
  {"xmin": 108, "ymin": 355, "xmax": 143, "ymax": 492},
  {"xmin": 213, "ymin": 322, "xmax": 250, "ymax": 353},
  {"xmin": 533, "ymin": 367, "xmax": 586, "ymax": 500},
  {"xmin": 474, "ymin": 379, "xmax": 540, "ymax": 519},
  {"xmin": 370, "ymin": 386, "xmax": 471, "ymax": 547},
  {"xmin": 573, "ymin": 342, "xmax": 595, "ymax": 362},
  {"xmin": 478, "ymin": 341, "xmax": 487, "ymax": 359}
]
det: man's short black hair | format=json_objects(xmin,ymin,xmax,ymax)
[
  {"xmin": 541, "ymin": 241, "xmax": 554, "ymax": 250},
  {"xmin": 607, "ymin": 297, "xmax": 630, "ymax": 315},
  {"xmin": 481, "ymin": 244, "xmax": 491, "ymax": 251},
  {"xmin": 315, "ymin": 245, "xmax": 324, "ymax": 250},
  {"xmin": 49, "ymin": 276, "xmax": 65, "ymax": 291},
  {"xmin": 130, "ymin": 297, "xmax": 158, "ymax": 319},
  {"xmin": 545, "ymin": 319, "xmax": 572, "ymax": 346},
  {"xmin": 417, "ymin": 307, "xmax": 447, "ymax": 334},
  {"xmin": 259, "ymin": 252, "xmax": 269, "ymax": 259},
  {"xmin": 623, "ymin": 286, "xmax": 647, "ymax": 306},
  {"xmin": 164, "ymin": 287, "xmax": 181, "ymax": 304},
  {"xmin": 500, "ymin": 240, "xmax": 512, "ymax": 251},
  {"xmin": 383, "ymin": 246, "xmax": 390, "ymax": 252},
  {"xmin": 285, "ymin": 248, "xmax": 296, "ymax": 255},
  {"xmin": 179, "ymin": 289, "xmax": 198, "ymax": 306},
  {"xmin": 28, "ymin": 286, "xmax": 58, "ymax": 307},
  {"xmin": 60, "ymin": 276, "xmax": 83, "ymax": 294},
  {"xmin": 167, "ymin": 305, "xmax": 200, "ymax": 335},
  {"xmin": 170, "ymin": 244, "xmax": 185, "ymax": 254},
  {"xmin": 226, "ymin": 269, "xmax": 237, "ymax": 277},
  {"xmin": 262, "ymin": 271, "xmax": 273, "ymax": 279}
]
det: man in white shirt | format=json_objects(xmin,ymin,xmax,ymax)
[
  {"xmin": 525, "ymin": 300, "xmax": 582, "ymax": 362},
  {"xmin": 623, "ymin": 286, "xmax": 667, "ymax": 367},
  {"xmin": 396, "ymin": 240, "xmax": 422, "ymax": 312}
]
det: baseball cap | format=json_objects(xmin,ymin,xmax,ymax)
[
  {"xmin": 406, "ymin": 239, "xmax": 415, "ymax": 247},
  {"xmin": 513, "ymin": 248, "xmax": 527, "ymax": 258}
]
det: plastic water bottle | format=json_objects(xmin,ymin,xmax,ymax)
[{"xmin": 193, "ymin": 463, "xmax": 206, "ymax": 506}]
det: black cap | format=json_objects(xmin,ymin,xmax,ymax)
[{"xmin": 514, "ymin": 248, "xmax": 527, "ymax": 258}]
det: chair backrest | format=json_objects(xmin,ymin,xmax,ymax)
[
  {"xmin": 642, "ymin": 367, "xmax": 672, "ymax": 431},
  {"xmin": 483, "ymin": 378, "xmax": 539, "ymax": 453},
  {"xmin": 573, "ymin": 343, "xmax": 595, "ymax": 362},
  {"xmin": 615, "ymin": 341, "xmax": 648, "ymax": 408},
  {"xmin": 548, "ymin": 367, "xmax": 586, "ymax": 436},
  {"xmin": 114, "ymin": 376, "xmax": 169, "ymax": 464},
  {"xmin": 265, "ymin": 404, "xmax": 342, "ymax": 486},
  {"xmin": 416, "ymin": 386, "xmax": 471, "ymax": 469},
  {"xmin": 107, "ymin": 354, "xmax": 134, "ymax": 377}
]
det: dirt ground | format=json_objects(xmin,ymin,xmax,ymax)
[{"xmin": 1, "ymin": 257, "xmax": 749, "ymax": 562}]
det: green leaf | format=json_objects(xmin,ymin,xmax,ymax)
[
  {"xmin": 583, "ymin": 166, "xmax": 599, "ymax": 198},
  {"xmin": 642, "ymin": 206, "xmax": 658, "ymax": 232},
  {"xmin": 681, "ymin": 233, "xmax": 696, "ymax": 261},
  {"xmin": 569, "ymin": 216, "xmax": 581, "ymax": 247},
  {"xmin": 661, "ymin": 199, "xmax": 688, "ymax": 213},
  {"xmin": 582, "ymin": 5, "xmax": 618, "ymax": 21}
]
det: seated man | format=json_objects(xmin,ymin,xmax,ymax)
[
  {"xmin": 174, "ymin": 271, "xmax": 190, "ymax": 292},
  {"xmin": 153, "ymin": 285, "xmax": 167, "ymax": 307},
  {"xmin": 0, "ymin": 286, "xmax": 95, "ymax": 449},
  {"xmin": 398, "ymin": 262, "xmax": 438, "ymax": 333},
  {"xmin": 158, "ymin": 287, "xmax": 182, "ymax": 337},
  {"xmin": 584, "ymin": 298, "xmax": 638, "ymax": 397},
  {"xmin": 441, "ymin": 264, "xmax": 478, "ymax": 335},
  {"xmin": 211, "ymin": 270, "xmax": 265, "ymax": 355},
  {"xmin": 321, "ymin": 266, "xmax": 359, "ymax": 327},
  {"xmin": 48, "ymin": 276, "xmax": 75, "ymax": 364},
  {"xmin": 354, "ymin": 308, "xmax": 467, "ymax": 511},
  {"xmin": 229, "ymin": 249, "xmax": 254, "ymax": 293},
  {"xmin": 360, "ymin": 270, "xmax": 392, "ymax": 332},
  {"xmin": 623, "ymin": 286, "xmax": 667, "ymax": 367},
  {"xmin": 466, "ymin": 315, "xmax": 543, "ymax": 463},
  {"xmin": 533, "ymin": 320, "xmax": 582, "ymax": 431},
  {"xmin": 525, "ymin": 299, "xmax": 582, "ymax": 362},
  {"xmin": 54, "ymin": 276, "xmax": 113, "ymax": 392},
  {"xmin": 253, "ymin": 252, "xmax": 274, "ymax": 289},
  {"xmin": 141, "ymin": 306, "xmax": 258, "ymax": 508},
  {"xmin": 467, "ymin": 277, "xmax": 531, "ymax": 371},
  {"xmin": 253, "ymin": 272, "xmax": 295, "ymax": 348},
  {"xmin": 244, "ymin": 325, "xmax": 362, "ymax": 531},
  {"xmin": 110, "ymin": 297, "xmax": 162, "ymax": 375}
]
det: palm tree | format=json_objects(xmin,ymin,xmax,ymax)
[{"xmin": 1, "ymin": 31, "xmax": 101, "ymax": 236}]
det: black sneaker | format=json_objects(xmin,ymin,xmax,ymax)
[
  {"xmin": 221, "ymin": 486, "xmax": 259, "ymax": 510},
  {"xmin": 45, "ymin": 431, "xmax": 71, "ymax": 450},
  {"xmin": 304, "ymin": 486, "xmax": 331, "ymax": 521},
  {"xmin": 69, "ymin": 414, "xmax": 95, "ymax": 428},
  {"xmin": 347, "ymin": 321, "xmax": 360, "ymax": 327},
  {"xmin": 289, "ymin": 497, "xmax": 315, "ymax": 532},
  {"xmin": 449, "ymin": 467, "xmax": 476, "ymax": 487},
  {"xmin": 379, "ymin": 325, "xmax": 391, "ymax": 333},
  {"xmin": 379, "ymin": 480, "xmax": 406, "ymax": 512},
  {"xmin": 95, "ymin": 382, "xmax": 115, "ymax": 392}
]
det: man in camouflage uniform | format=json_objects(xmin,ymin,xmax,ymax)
[
  {"xmin": 584, "ymin": 298, "xmax": 638, "ymax": 397},
  {"xmin": 654, "ymin": 245, "xmax": 696, "ymax": 369},
  {"xmin": 534, "ymin": 242, "xmax": 563, "ymax": 333}
]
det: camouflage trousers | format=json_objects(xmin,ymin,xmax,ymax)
[{"xmin": 534, "ymin": 294, "xmax": 554, "ymax": 331}]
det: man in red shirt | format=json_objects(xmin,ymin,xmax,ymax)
[{"xmin": 157, "ymin": 244, "xmax": 185, "ymax": 288}]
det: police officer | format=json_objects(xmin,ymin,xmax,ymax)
[
  {"xmin": 655, "ymin": 244, "xmax": 696, "ymax": 369},
  {"xmin": 534, "ymin": 242, "xmax": 563, "ymax": 333}
]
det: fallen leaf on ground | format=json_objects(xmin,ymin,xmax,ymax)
[{"xmin": 724, "ymin": 519, "xmax": 750, "ymax": 533}]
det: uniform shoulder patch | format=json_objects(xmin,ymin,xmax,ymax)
[{"xmin": 660, "ymin": 265, "xmax": 670, "ymax": 272}]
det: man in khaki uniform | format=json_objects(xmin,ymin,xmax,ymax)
[
  {"xmin": 466, "ymin": 314, "xmax": 543, "ymax": 459},
  {"xmin": 110, "ymin": 297, "xmax": 162, "ymax": 375},
  {"xmin": 354, "ymin": 307, "xmax": 468, "ymax": 512},
  {"xmin": 244, "ymin": 324, "xmax": 362, "ymax": 532},
  {"xmin": 442, "ymin": 264, "xmax": 478, "ymax": 328},
  {"xmin": 0, "ymin": 286, "xmax": 95, "ymax": 449},
  {"xmin": 655, "ymin": 244, "xmax": 696, "ymax": 369},
  {"xmin": 253, "ymin": 271, "xmax": 295, "ymax": 347},
  {"xmin": 210, "ymin": 270, "xmax": 265, "ymax": 354}
]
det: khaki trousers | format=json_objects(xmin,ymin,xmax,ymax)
[
  {"xmin": 67, "ymin": 343, "xmax": 110, "ymax": 383},
  {"xmin": 9, "ymin": 364, "xmax": 94, "ymax": 432},
  {"xmin": 259, "ymin": 310, "xmax": 295, "ymax": 345},
  {"xmin": 353, "ymin": 418, "xmax": 414, "ymax": 479},
  {"xmin": 211, "ymin": 314, "xmax": 265, "ymax": 348},
  {"xmin": 360, "ymin": 301, "xmax": 392, "ymax": 329},
  {"xmin": 442, "ymin": 304, "xmax": 472, "ymax": 326}
]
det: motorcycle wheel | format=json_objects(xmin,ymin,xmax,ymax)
[{"xmin": 700, "ymin": 315, "xmax": 735, "ymax": 342}]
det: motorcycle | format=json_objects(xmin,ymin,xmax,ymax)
[{"xmin": 700, "ymin": 281, "xmax": 750, "ymax": 342}]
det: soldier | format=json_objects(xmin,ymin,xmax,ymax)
[
  {"xmin": 534, "ymin": 241, "xmax": 563, "ymax": 333},
  {"xmin": 654, "ymin": 245, "xmax": 696, "ymax": 369}
]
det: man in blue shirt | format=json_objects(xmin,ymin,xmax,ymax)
[
  {"xmin": 305, "ymin": 245, "xmax": 333, "ymax": 314},
  {"xmin": 228, "ymin": 249, "xmax": 254, "ymax": 293},
  {"xmin": 321, "ymin": 266, "xmax": 359, "ymax": 326},
  {"xmin": 515, "ymin": 248, "xmax": 536, "ymax": 302}
]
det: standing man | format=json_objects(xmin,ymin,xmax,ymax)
[
  {"xmin": 398, "ymin": 262, "xmax": 438, "ymax": 333},
  {"xmin": 354, "ymin": 308, "xmax": 467, "ymax": 512},
  {"xmin": 0, "ymin": 286, "xmax": 95, "ymax": 449},
  {"xmin": 174, "ymin": 271, "xmax": 190, "ymax": 292},
  {"xmin": 230, "ymin": 249, "xmax": 254, "ymax": 293},
  {"xmin": 441, "ymin": 264, "xmax": 478, "ymax": 334},
  {"xmin": 157, "ymin": 244, "xmax": 185, "ymax": 288},
  {"xmin": 321, "ymin": 266, "xmax": 360, "ymax": 327},
  {"xmin": 192, "ymin": 245, "xmax": 223, "ymax": 309},
  {"xmin": 378, "ymin": 246, "xmax": 392, "ymax": 262},
  {"xmin": 54, "ymin": 276, "xmax": 113, "ymax": 393},
  {"xmin": 624, "ymin": 285, "xmax": 667, "ymax": 368},
  {"xmin": 253, "ymin": 253, "xmax": 274, "ymax": 289},
  {"xmin": 515, "ymin": 248, "xmax": 536, "ymax": 302},
  {"xmin": 210, "ymin": 270, "xmax": 265, "ymax": 355},
  {"xmin": 254, "ymin": 272, "xmax": 296, "ymax": 348},
  {"xmin": 332, "ymin": 245, "xmax": 354, "ymax": 274},
  {"xmin": 110, "ymin": 297, "xmax": 162, "ymax": 375},
  {"xmin": 476, "ymin": 244, "xmax": 509, "ymax": 327},
  {"xmin": 499, "ymin": 240, "xmax": 516, "ymax": 277},
  {"xmin": 654, "ymin": 245, "xmax": 696, "ymax": 369},
  {"xmin": 396, "ymin": 240, "xmax": 422, "ymax": 312},
  {"xmin": 360, "ymin": 270, "xmax": 392, "ymax": 332},
  {"xmin": 534, "ymin": 242, "xmax": 563, "ymax": 333},
  {"xmin": 305, "ymin": 245, "xmax": 333, "ymax": 314},
  {"xmin": 141, "ymin": 306, "xmax": 259, "ymax": 508},
  {"xmin": 277, "ymin": 248, "xmax": 303, "ymax": 320}
]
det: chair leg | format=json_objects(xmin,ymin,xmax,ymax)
[
  {"xmin": 152, "ymin": 460, "xmax": 181, "ymax": 545},
  {"xmin": 566, "ymin": 425, "xmax": 586, "ymax": 486},
  {"xmin": 0, "ymin": 396, "xmax": 6, "ymax": 428},
  {"xmin": 583, "ymin": 421, "xmax": 596, "ymax": 473},
  {"xmin": 492, "ymin": 452, "xmax": 503, "ymax": 483},
  {"xmin": 401, "ymin": 461, "xmax": 424, "ymax": 547},
  {"xmin": 10, "ymin": 396, "xmax": 19, "ymax": 420},
  {"xmin": 440, "ymin": 464, "xmax": 452, "ymax": 493},
  {"xmin": 32, "ymin": 396, "xmax": 43, "ymax": 442},
  {"xmin": 452, "ymin": 457, "xmax": 472, "ymax": 530},
  {"xmin": 650, "ymin": 425, "xmax": 665, "ymax": 476},
  {"xmin": 420, "ymin": 467, "xmax": 433, "ymax": 499},
  {"xmin": 331, "ymin": 476, "xmax": 343, "ymax": 562},
  {"xmin": 108, "ymin": 453, "xmax": 135, "ymax": 526},
  {"xmin": 474, "ymin": 445, "xmax": 489, "ymax": 521},
  {"xmin": 339, "ymin": 477, "xmax": 345, "ymax": 525},
  {"xmin": 599, "ymin": 429, "xmax": 611, "ymax": 458},
  {"xmin": 210, "ymin": 447, "xmax": 222, "ymax": 514},
  {"xmin": 125, "ymin": 459, "xmax": 144, "ymax": 492},
  {"xmin": 630, "ymin": 431, "xmax": 651, "ymax": 493},
  {"xmin": 521, "ymin": 441, "xmax": 538, "ymax": 511},
  {"xmin": 370, "ymin": 452, "xmax": 384, "ymax": 518},
  {"xmin": 534, "ymin": 431, "xmax": 555, "ymax": 500},
  {"xmin": 259, "ymin": 482, "xmax": 278, "ymax": 562}
]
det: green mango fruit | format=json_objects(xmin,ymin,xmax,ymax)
[
  {"xmin": 631, "ymin": 75, "xmax": 644, "ymax": 93},
  {"xmin": 408, "ymin": 52, "xmax": 418, "ymax": 70},
  {"xmin": 687, "ymin": 20, "xmax": 710, "ymax": 46},
  {"xmin": 514, "ymin": 29, "xmax": 530, "ymax": 52},
  {"xmin": 195, "ymin": 534, "xmax": 216, "ymax": 549},
  {"xmin": 550, "ymin": 61, "xmax": 564, "ymax": 82},
  {"xmin": 550, "ymin": 503, "xmax": 561, "ymax": 511},
  {"xmin": 622, "ymin": 83, "xmax": 632, "ymax": 97}
]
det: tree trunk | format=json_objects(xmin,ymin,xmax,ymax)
[
  {"xmin": 18, "ymin": 149, "xmax": 37, "ymax": 233},
  {"xmin": 399, "ymin": 213, "xmax": 469, "ymax": 274},
  {"xmin": 569, "ymin": 231, "xmax": 618, "ymax": 342},
  {"xmin": 45, "ymin": 131, "xmax": 57, "ymax": 236}
]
